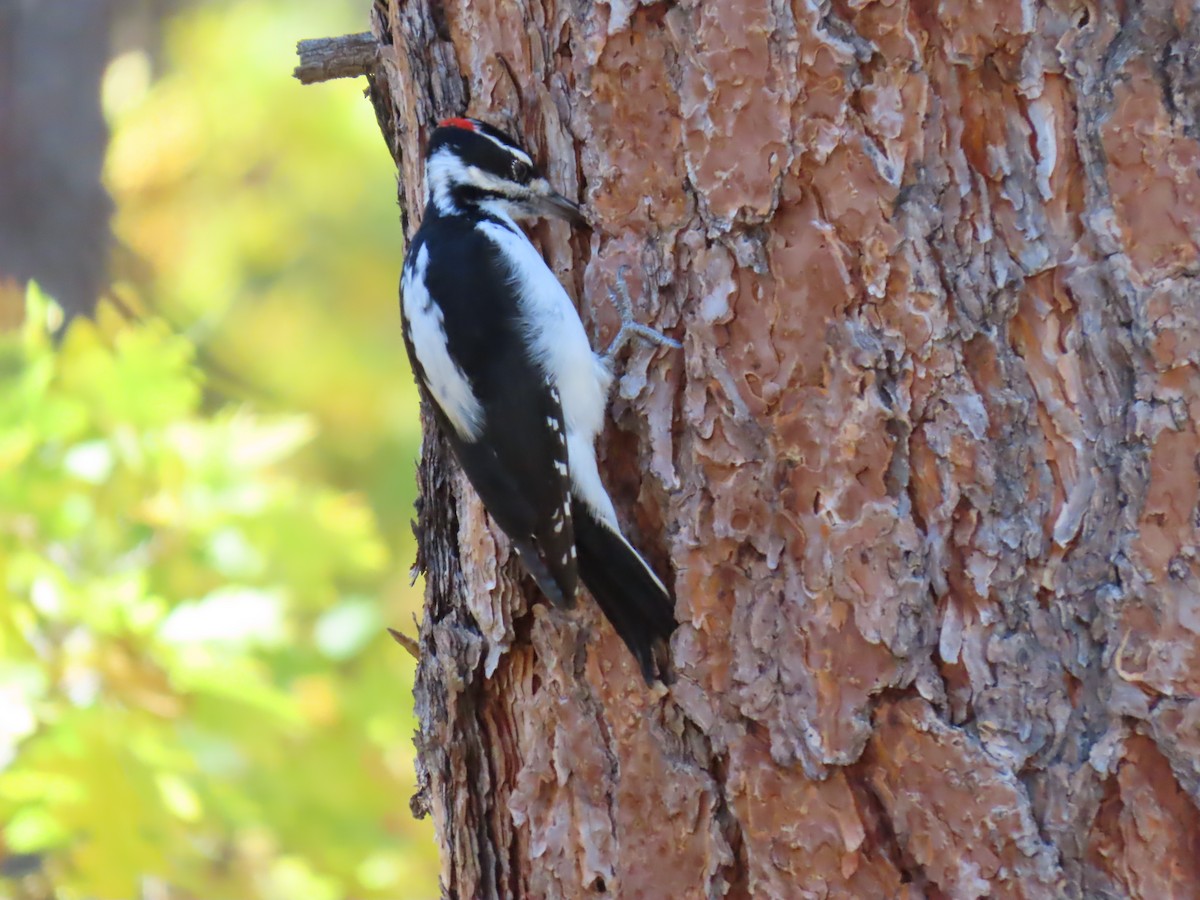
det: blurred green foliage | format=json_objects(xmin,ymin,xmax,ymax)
[{"xmin": 0, "ymin": 1, "xmax": 438, "ymax": 898}]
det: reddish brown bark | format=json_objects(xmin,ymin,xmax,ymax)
[{"xmin": 367, "ymin": 0, "xmax": 1200, "ymax": 896}]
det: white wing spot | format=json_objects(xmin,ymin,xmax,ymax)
[{"xmin": 401, "ymin": 245, "xmax": 484, "ymax": 441}]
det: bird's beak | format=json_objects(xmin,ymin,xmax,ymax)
[
  {"xmin": 531, "ymin": 181, "xmax": 586, "ymax": 226},
  {"xmin": 545, "ymin": 191, "xmax": 586, "ymax": 225}
]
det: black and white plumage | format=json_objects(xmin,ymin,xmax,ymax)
[{"xmin": 399, "ymin": 117, "xmax": 677, "ymax": 682}]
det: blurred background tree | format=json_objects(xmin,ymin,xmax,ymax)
[{"xmin": 0, "ymin": 1, "xmax": 438, "ymax": 897}]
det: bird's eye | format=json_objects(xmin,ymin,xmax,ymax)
[{"xmin": 511, "ymin": 160, "xmax": 533, "ymax": 183}]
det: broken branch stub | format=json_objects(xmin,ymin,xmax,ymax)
[{"xmin": 293, "ymin": 32, "xmax": 380, "ymax": 85}]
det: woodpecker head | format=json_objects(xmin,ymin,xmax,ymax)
[{"xmin": 424, "ymin": 117, "xmax": 584, "ymax": 225}]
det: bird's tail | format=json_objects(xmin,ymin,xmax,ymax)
[{"xmin": 571, "ymin": 498, "xmax": 677, "ymax": 683}]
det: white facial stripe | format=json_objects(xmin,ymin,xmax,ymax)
[
  {"xmin": 464, "ymin": 165, "xmax": 527, "ymax": 195},
  {"xmin": 401, "ymin": 245, "xmax": 485, "ymax": 441},
  {"xmin": 474, "ymin": 129, "xmax": 533, "ymax": 167},
  {"xmin": 425, "ymin": 147, "xmax": 535, "ymax": 217}
]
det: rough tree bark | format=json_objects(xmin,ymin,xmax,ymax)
[{"xmin": 361, "ymin": 0, "xmax": 1200, "ymax": 896}]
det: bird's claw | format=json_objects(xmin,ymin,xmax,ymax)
[{"xmin": 603, "ymin": 265, "xmax": 682, "ymax": 364}]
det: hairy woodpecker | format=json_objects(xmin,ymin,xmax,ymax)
[{"xmin": 400, "ymin": 117, "xmax": 678, "ymax": 682}]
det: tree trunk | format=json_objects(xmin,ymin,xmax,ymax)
[
  {"xmin": 369, "ymin": 1, "xmax": 1200, "ymax": 896},
  {"xmin": 0, "ymin": 0, "xmax": 115, "ymax": 321}
]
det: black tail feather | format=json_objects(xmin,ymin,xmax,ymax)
[
  {"xmin": 571, "ymin": 498, "xmax": 677, "ymax": 683},
  {"xmin": 512, "ymin": 538, "xmax": 573, "ymax": 609}
]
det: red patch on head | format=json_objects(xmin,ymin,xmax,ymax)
[{"xmin": 437, "ymin": 117, "xmax": 477, "ymax": 132}]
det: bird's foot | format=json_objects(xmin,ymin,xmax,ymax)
[{"xmin": 603, "ymin": 265, "xmax": 682, "ymax": 366}]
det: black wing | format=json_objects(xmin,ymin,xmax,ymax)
[{"xmin": 401, "ymin": 214, "xmax": 577, "ymax": 606}]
